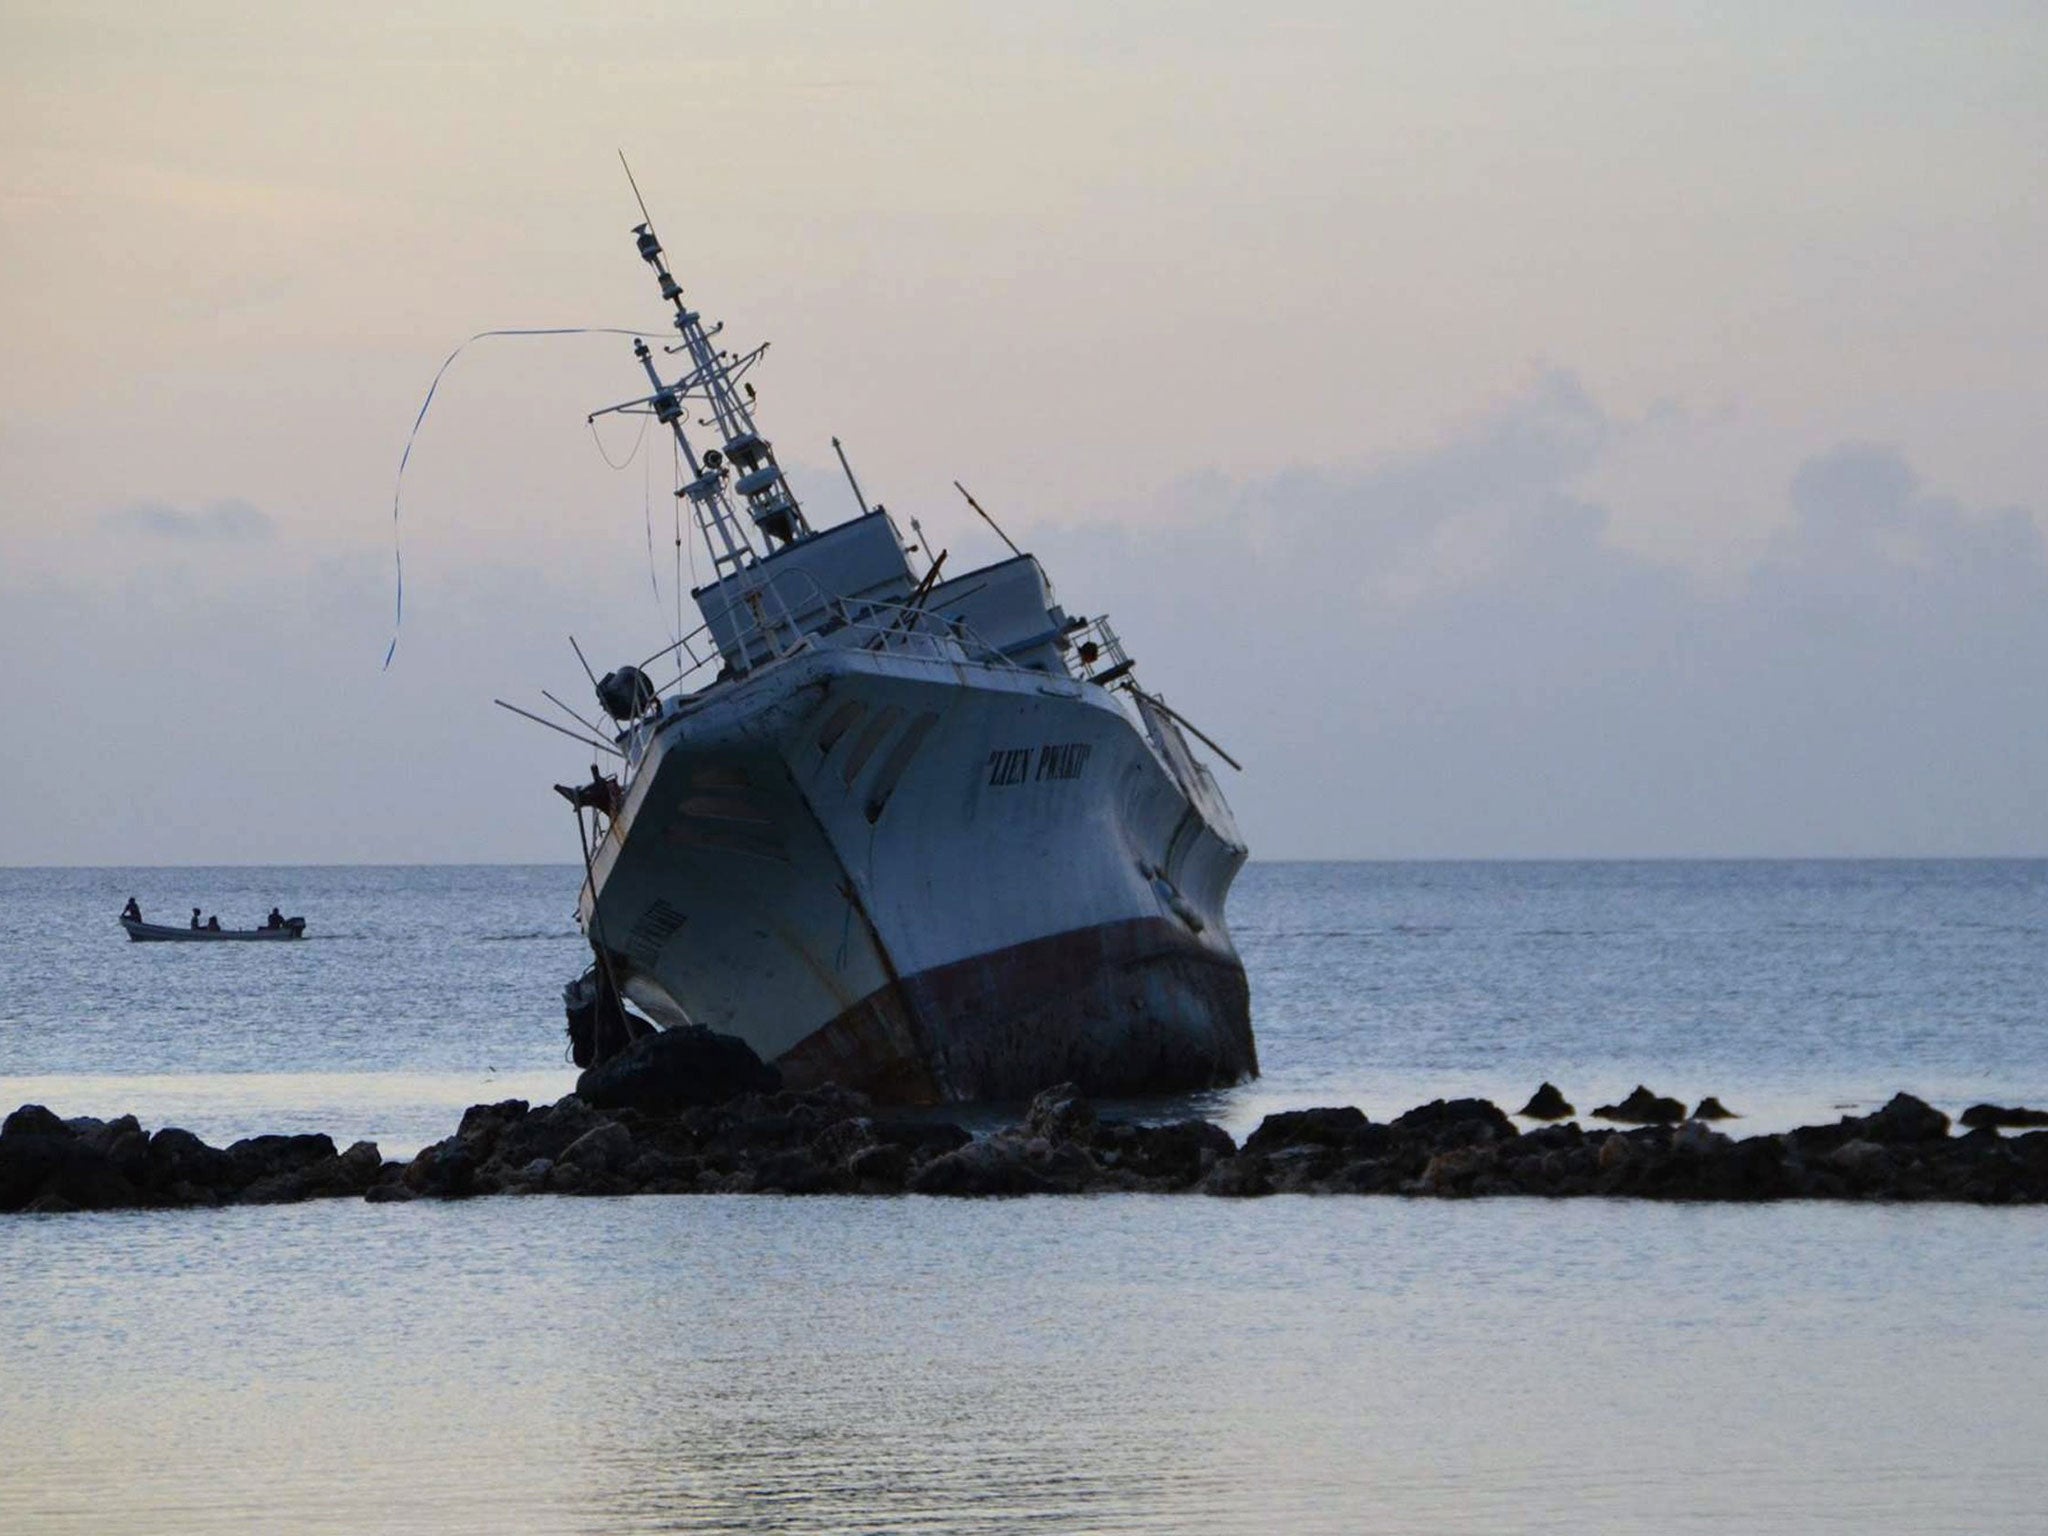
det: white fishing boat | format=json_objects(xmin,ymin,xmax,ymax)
[
  {"xmin": 121, "ymin": 918, "xmax": 306, "ymax": 943},
  {"xmin": 529, "ymin": 202, "xmax": 1255, "ymax": 1104}
]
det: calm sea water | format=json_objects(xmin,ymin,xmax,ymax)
[
  {"xmin": 3, "ymin": 861, "xmax": 2045, "ymax": 1148},
  {"xmin": 3, "ymin": 861, "xmax": 2046, "ymax": 1533}
]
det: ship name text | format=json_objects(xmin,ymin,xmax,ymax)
[{"xmin": 986, "ymin": 742, "xmax": 1094, "ymax": 788}]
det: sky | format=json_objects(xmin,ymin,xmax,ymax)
[{"xmin": 2, "ymin": 1, "xmax": 2044, "ymax": 862}]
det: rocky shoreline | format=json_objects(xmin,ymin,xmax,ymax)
[{"xmin": 7, "ymin": 1080, "xmax": 2048, "ymax": 1213}]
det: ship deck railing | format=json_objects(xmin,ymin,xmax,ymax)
[
  {"xmin": 1062, "ymin": 616, "xmax": 1135, "ymax": 688},
  {"xmin": 643, "ymin": 581, "xmax": 1021, "ymax": 703}
]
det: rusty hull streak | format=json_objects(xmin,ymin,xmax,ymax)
[
  {"xmin": 775, "ymin": 916, "xmax": 1253, "ymax": 1104},
  {"xmin": 765, "ymin": 754, "xmax": 946, "ymax": 1101}
]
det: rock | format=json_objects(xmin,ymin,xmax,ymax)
[
  {"xmin": 705, "ymin": 1110, "xmax": 806, "ymax": 1157},
  {"xmin": 145, "ymin": 1128, "xmax": 235, "ymax": 1192},
  {"xmin": 490, "ymin": 1097, "xmax": 609, "ymax": 1168},
  {"xmin": 299, "ymin": 1141, "xmax": 384, "ymax": 1199},
  {"xmin": 558, "ymin": 1122, "xmax": 634, "ymax": 1175},
  {"xmin": 1518, "ymin": 1083, "xmax": 1575, "ymax": 1120},
  {"xmin": 1024, "ymin": 1084, "xmax": 1098, "ymax": 1146},
  {"xmin": 1959, "ymin": 1103, "xmax": 2048, "ymax": 1131},
  {"xmin": 747, "ymin": 1148, "xmax": 840, "ymax": 1194},
  {"xmin": 1101, "ymin": 1119, "xmax": 1237, "ymax": 1186},
  {"xmin": 908, "ymin": 1138, "xmax": 1054, "ymax": 1197},
  {"xmin": 1691, "ymin": 1097, "xmax": 1737, "ymax": 1120},
  {"xmin": 1023, "ymin": 1138, "xmax": 1100, "ymax": 1194},
  {"xmin": 1391, "ymin": 1098, "xmax": 1519, "ymax": 1147},
  {"xmin": 1697, "ymin": 1136, "xmax": 1795, "ymax": 1201},
  {"xmin": 0, "ymin": 1131, "xmax": 64, "ymax": 1212},
  {"xmin": 1856, "ymin": 1092, "xmax": 1950, "ymax": 1145},
  {"xmin": 1258, "ymin": 1143, "xmax": 1337, "ymax": 1193},
  {"xmin": 869, "ymin": 1118, "xmax": 972, "ymax": 1159},
  {"xmin": 1244, "ymin": 1106, "xmax": 1368, "ymax": 1155},
  {"xmin": 1828, "ymin": 1138, "xmax": 1892, "ymax": 1173},
  {"xmin": 1595, "ymin": 1134, "xmax": 1634, "ymax": 1171},
  {"xmin": 786, "ymin": 1082, "xmax": 875, "ymax": 1120},
  {"xmin": 226, "ymin": 1133, "xmax": 339, "ymax": 1188},
  {"xmin": 846, "ymin": 1142, "xmax": 913, "ymax": 1190},
  {"xmin": 1591, "ymin": 1086, "xmax": 1686, "ymax": 1125},
  {"xmin": 0, "ymin": 1128, "xmax": 136, "ymax": 1212},
  {"xmin": 89, "ymin": 1113, "xmax": 144, "ymax": 1147},
  {"xmin": 1200, "ymin": 1155, "xmax": 1273, "ymax": 1198},
  {"xmin": 3, "ymin": 1105, "xmax": 72, "ymax": 1141},
  {"xmin": 1416, "ymin": 1145, "xmax": 1498, "ymax": 1196},
  {"xmin": 11, "ymin": 1084, "xmax": 2048, "ymax": 1211},
  {"xmin": 456, "ymin": 1100, "xmax": 530, "ymax": 1157},
  {"xmin": 103, "ymin": 1124, "xmax": 151, "ymax": 1182},
  {"xmin": 1517, "ymin": 1123, "xmax": 1584, "ymax": 1153},
  {"xmin": 1326, "ymin": 1159, "xmax": 1403, "ymax": 1194},
  {"xmin": 1671, "ymin": 1120, "xmax": 1732, "ymax": 1156},
  {"xmin": 574, "ymin": 1025, "xmax": 781, "ymax": 1114},
  {"xmin": 402, "ymin": 1138, "xmax": 477, "ymax": 1198},
  {"xmin": 811, "ymin": 1117, "xmax": 878, "ymax": 1167},
  {"xmin": 62, "ymin": 1115, "xmax": 150, "ymax": 1178}
]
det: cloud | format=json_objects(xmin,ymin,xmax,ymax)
[
  {"xmin": 99, "ymin": 498, "xmax": 274, "ymax": 542},
  {"xmin": 1761, "ymin": 443, "xmax": 2047, "ymax": 609},
  {"xmin": 6, "ymin": 376, "xmax": 2044, "ymax": 862},
  {"xmin": 1035, "ymin": 375, "xmax": 2048, "ymax": 857}
]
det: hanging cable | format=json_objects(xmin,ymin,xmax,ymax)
[
  {"xmin": 382, "ymin": 325, "xmax": 651, "ymax": 670},
  {"xmin": 588, "ymin": 410, "xmax": 650, "ymax": 471},
  {"xmin": 675, "ymin": 434, "xmax": 689, "ymax": 642},
  {"xmin": 643, "ymin": 427, "xmax": 671, "ymax": 639}
]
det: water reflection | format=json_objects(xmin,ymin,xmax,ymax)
[{"xmin": 8, "ymin": 1198, "xmax": 2041, "ymax": 1534}]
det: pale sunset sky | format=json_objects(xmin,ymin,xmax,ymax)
[{"xmin": 2, "ymin": 1, "xmax": 2043, "ymax": 861}]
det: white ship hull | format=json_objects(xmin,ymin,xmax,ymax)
[
  {"xmin": 580, "ymin": 643, "xmax": 1253, "ymax": 1103},
  {"xmin": 518, "ymin": 209, "xmax": 1257, "ymax": 1104}
]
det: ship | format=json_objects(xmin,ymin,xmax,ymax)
[{"xmin": 548, "ymin": 208, "xmax": 1256, "ymax": 1105}]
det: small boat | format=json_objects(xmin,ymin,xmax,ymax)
[{"xmin": 121, "ymin": 917, "xmax": 306, "ymax": 943}]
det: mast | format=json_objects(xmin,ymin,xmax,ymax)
[{"xmin": 590, "ymin": 219, "xmax": 814, "ymax": 587}]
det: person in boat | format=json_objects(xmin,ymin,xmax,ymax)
[
  {"xmin": 205, "ymin": 914, "xmax": 221, "ymax": 932},
  {"xmin": 191, "ymin": 907, "xmax": 203, "ymax": 930},
  {"xmin": 121, "ymin": 897, "xmax": 142, "ymax": 923},
  {"xmin": 266, "ymin": 906, "xmax": 284, "ymax": 930}
]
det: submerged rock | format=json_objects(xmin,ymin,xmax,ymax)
[
  {"xmin": 1592, "ymin": 1086, "xmax": 1686, "ymax": 1125},
  {"xmin": 1518, "ymin": 1083, "xmax": 1575, "ymax": 1120},
  {"xmin": 1959, "ymin": 1103, "xmax": 2048, "ymax": 1131},
  {"xmin": 574, "ymin": 1025, "xmax": 782, "ymax": 1114}
]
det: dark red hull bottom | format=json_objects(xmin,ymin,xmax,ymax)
[{"xmin": 776, "ymin": 916, "xmax": 1256, "ymax": 1105}]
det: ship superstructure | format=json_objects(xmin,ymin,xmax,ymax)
[{"xmin": 560, "ymin": 212, "xmax": 1255, "ymax": 1103}]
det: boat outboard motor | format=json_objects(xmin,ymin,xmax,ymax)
[{"xmin": 596, "ymin": 665, "xmax": 657, "ymax": 722}]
